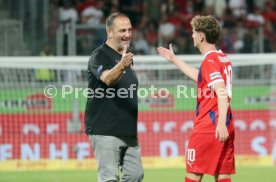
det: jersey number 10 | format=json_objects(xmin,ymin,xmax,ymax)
[{"xmin": 224, "ymin": 65, "xmax": 232, "ymax": 98}]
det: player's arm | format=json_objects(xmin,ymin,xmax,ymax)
[
  {"xmin": 157, "ymin": 44, "xmax": 199, "ymax": 82},
  {"xmin": 100, "ymin": 53, "xmax": 133, "ymax": 86},
  {"xmin": 213, "ymin": 81, "xmax": 229, "ymax": 142},
  {"xmin": 100, "ymin": 45, "xmax": 133, "ymax": 86}
]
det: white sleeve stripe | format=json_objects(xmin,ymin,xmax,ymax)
[{"xmin": 208, "ymin": 79, "xmax": 224, "ymax": 87}]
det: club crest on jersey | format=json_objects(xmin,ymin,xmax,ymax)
[
  {"xmin": 210, "ymin": 72, "xmax": 222, "ymax": 80},
  {"xmin": 97, "ymin": 65, "xmax": 103, "ymax": 73}
]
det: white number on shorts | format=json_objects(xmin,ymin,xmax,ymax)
[
  {"xmin": 187, "ymin": 148, "xmax": 195, "ymax": 162},
  {"xmin": 224, "ymin": 65, "xmax": 232, "ymax": 98}
]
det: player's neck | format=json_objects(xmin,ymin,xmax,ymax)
[{"xmin": 198, "ymin": 43, "xmax": 217, "ymax": 56}]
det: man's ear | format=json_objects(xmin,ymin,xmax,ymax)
[
  {"xmin": 107, "ymin": 28, "xmax": 113, "ymax": 39},
  {"xmin": 200, "ymin": 32, "xmax": 204, "ymax": 42}
]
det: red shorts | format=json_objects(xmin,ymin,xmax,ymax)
[{"xmin": 185, "ymin": 131, "xmax": 235, "ymax": 176}]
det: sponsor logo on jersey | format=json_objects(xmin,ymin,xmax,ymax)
[
  {"xmin": 218, "ymin": 56, "xmax": 230, "ymax": 62},
  {"xmin": 210, "ymin": 72, "xmax": 222, "ymax": 80}
]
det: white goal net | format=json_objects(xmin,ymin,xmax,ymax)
[{"xmin": 0, "ymin": 54, "xmax": 275, "ymax": 170}]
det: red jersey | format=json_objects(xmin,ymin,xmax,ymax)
[{"xmin": 194, "ymin": 50, "xmax": 234, "ymax": 133}]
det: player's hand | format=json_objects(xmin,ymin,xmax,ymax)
[
  {"xmin": 157, "ymin": 43, "xmax": 176, "ymax": 63},
  {"xmin": 121, "ymin": 44, "xmax": 133, "ymax": 69},
  {"xmin": 215, "ymin": 122, "xmax": 229, "ymax": 142}
]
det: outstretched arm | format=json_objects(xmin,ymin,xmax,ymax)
[{"xmin": 157, "ymin": 44, "xmax": 199, "ymax": 82}]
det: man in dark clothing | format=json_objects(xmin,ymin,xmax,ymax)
[{"xmin": 85, "ymin": 12, "xmax": 143, "ymax": 182}]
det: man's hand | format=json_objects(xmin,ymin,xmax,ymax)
[
  {"xmin": 120, "ymin": 44, "xmax": 133, "ymax": 69},
  {"xmin": 216, "ymin": 121, "xmax": 229, "ymax": 142},
  {"xmin": 157, "ymin": 43, "xmax": 176, "ymax": 64},
  {"xmin": 157, "ymin": 43, "xmax": 199, "ymax": 82},
  {"xmin": 100, "ymin": 45, "xmax": 133, "ymax": 86}
]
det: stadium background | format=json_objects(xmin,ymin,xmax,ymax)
[{"xmin": 0, "ymin": 0, "xmax": 276, "ymax": 181}]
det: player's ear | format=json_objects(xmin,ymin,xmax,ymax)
[
  {"xmin": 200, "ymin": 33, "xmax": 204, "ymax": 42},
  {"xmin": 107, "ymin": 28, "xmax": 113, "ymax": 39}
]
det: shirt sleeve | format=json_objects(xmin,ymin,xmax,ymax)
[
  {"xmin": 201, "ymin": 59, "xmax": 224, "ymax": 88},
  {"xmin": 88, "ymin": 50, "xmax": 113, "ymax": 81}
]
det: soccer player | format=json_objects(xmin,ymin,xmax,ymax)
[
  {"xmin": 84, "ymin": 12, "xmax": 143, "ymax": 182},
  {"xmin": 157, "ymin": 15, "xmax": 235, "ymax": 182}
]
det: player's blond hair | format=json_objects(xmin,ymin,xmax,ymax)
[{"xmin": 190, "ymin": 15, "xmax": 220, "ymax": 44}]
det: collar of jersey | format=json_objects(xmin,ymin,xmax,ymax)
[{"xmin": 203, "ymin": 49, "xmax": 222, "ymax": 59}]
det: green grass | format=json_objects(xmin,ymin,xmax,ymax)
[{"xmin": 0, "ymin": 167, "xmax": 275, "ymax": 182}]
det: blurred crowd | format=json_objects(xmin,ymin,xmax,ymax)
[{"xmin": 52, "ymin": 0, "xmax": 276, "ymax": 55}]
